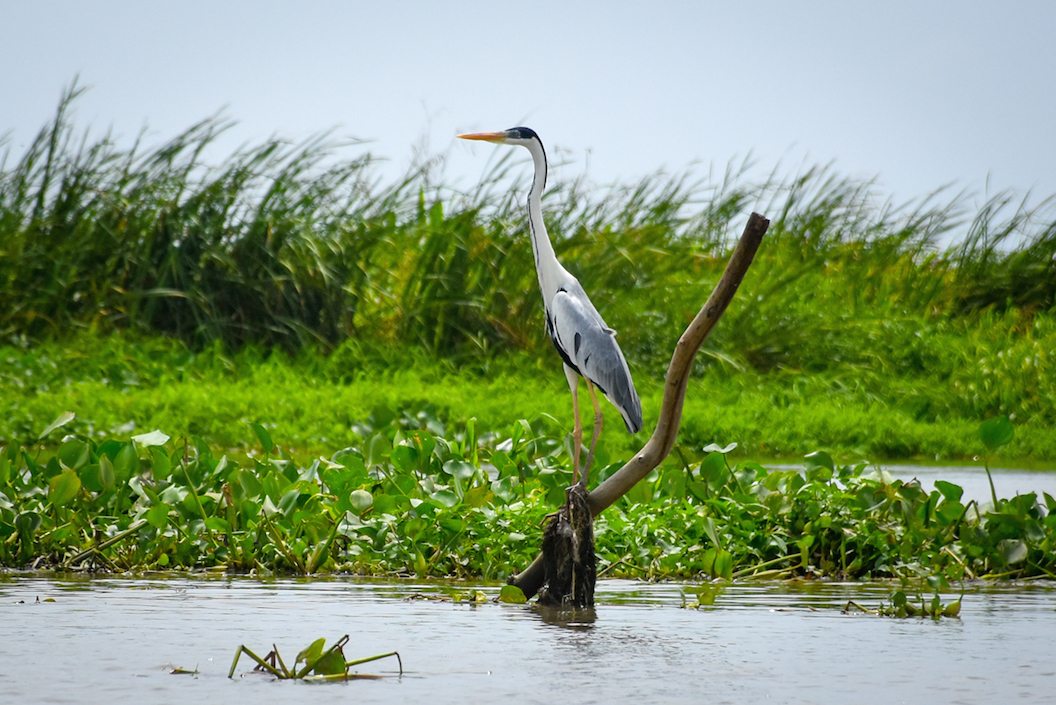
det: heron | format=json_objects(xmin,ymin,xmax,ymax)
[{"xmin": 458, "ymin": 127, "xmax": 642, "ymax": 487}]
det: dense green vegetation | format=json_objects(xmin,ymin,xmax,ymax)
[
  {"xmin": 3, "ymin": 332, "xmax": 1055, "ymax": 463},
  {"xmin": 2, "ymin": 85, "xmax": 1055, "ymax": 580},
  {"xmin": 2, "ymin": 87, "xmax": 1055, "ymax": 461},
  {"xmin": 2, "ymin": 411, "xmax": 1052, "ymax": 582}
]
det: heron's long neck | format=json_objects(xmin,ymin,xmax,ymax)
[{"xmin": 525, "ymin": 140, "xmax": 563, "ymax": 297}]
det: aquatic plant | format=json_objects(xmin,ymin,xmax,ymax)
[
  {"xmin": 3, "ymin": 84, "xmax": 1055, "ymax": 376},
  {"xmin": 1, "ymin": 412, "xmax": 1052, "ymax": 583},
  {"xmin": 228, "ymin": 634, "xmax": 401, "ymax": 681}
]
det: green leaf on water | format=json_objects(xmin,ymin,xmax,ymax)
[
  {"xmin": 112, "ymin": 443, "xmax": 138, "ymax": 482},
  {"xmin": 312, "ymin": 648, "xmax": 347, "ymax": 676},
  {"xmin": 499, "ymin": 585, "xmax": 527, "ymax": 604},
  {"xmin": 49, "ymin": 470, "xmax": 81, "ymax": 507},
  {"xmin": 687, "ymin": 480, "xmax": 710, "ymax": 502},
  {"xmin": 390, "ymin": 444, "xmax": 418, "ymax": 472},
  {"xmin": 979, "ymin": 417, "xmax": 1014, "ymax": 451},
  {"xmin": 237, "ymin": 468, "xmax": 263, "ymax": 498},
  {"xmin": 15, "ymin": 511, "xmax": 42, "ymax": 537},
  {"xmin": 278, "ymin": 489, "xmax": 302, "ymax": 516},
  {"xmin": 702, "ymin": 442, "xmax": 738, "ymax": 454},
  {"xmin": 713, "ymin": 549, "xmax": 733, "ymax": 580},
  {"xmin": 702, "ymin": 516, "xmax": 721, "ymax": 549},
  {"xmin": 39, "ymin": 411, "xmax": 76, "ymax": 440},
  {"xmin": 297, "ymin": 637, "xmax": 327, "ymax": 667}
]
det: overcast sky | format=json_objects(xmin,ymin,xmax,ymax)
[{"xmin": 3, "ymin": 1, "xmax": 1054, "ymax": 218}]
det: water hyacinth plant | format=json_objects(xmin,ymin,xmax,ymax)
[{"xmin": 2, "ymin": 413, "xmax": 1052, "ymax": 582}]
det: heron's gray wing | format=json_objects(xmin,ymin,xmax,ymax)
[{"xmin": 548, "ymin": 288, "xmax": 643, "ymax": 434}]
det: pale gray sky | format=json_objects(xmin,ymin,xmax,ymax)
[{"xmin": 3, "ymin": 1, "xmax": 1054, "ymax": 214}]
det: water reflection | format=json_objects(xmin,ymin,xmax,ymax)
[{"xmin": 530, "ymin": 604, "xmax": 598, "ymax": 629}]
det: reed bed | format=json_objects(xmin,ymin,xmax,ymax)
[{"xmin": 2, "ymin": 86, "xmax": 1055, "ymax": 441}]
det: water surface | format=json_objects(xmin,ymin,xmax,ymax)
[{"xmin": 2, "ymin": 575, "xmax": 1053, "ymax": 704}]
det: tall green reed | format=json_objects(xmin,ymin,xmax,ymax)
[{"xmin": 2, "ymin": 82, "xmax": 1054, "ymax": 386}]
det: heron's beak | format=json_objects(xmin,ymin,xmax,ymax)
[{"xmin": 458, "ymin": 131, "xmax": 508, "ymax": 143}]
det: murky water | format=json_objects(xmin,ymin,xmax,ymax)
[{"xmin": 2, "ymin": 575, "xmax": 1054, "ymax": 704}]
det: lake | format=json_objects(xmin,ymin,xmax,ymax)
[{"xmin": 2, "ymin": 574, "xmax": 1054, "ymax": 704}]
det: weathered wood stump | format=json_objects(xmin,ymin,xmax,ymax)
[{"xmin": 536, "ymin": 483, "xmax": 595, "ymax": 607}]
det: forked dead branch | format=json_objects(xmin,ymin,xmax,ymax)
[{"xmin": 512, "ymin": 212, "xmax": 771, "ymax": 604}]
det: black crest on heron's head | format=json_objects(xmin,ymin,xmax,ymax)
[{"xmin": 506, "ymin": 126, "xmax": 539, "ymax": 141}]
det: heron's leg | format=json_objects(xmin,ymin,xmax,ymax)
[
  {"xmin": 582, "ymin": 380, "xmax": 603, "ymax": 487},
  {"xmin": 564, "ymin": 364, "xmax": 583, "ymax": 485}
]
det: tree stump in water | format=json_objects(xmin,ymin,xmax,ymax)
[{"xmin": 537, "ymin": 483, "xmax": 595, "ymax": 607}]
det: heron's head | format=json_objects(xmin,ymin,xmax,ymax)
[{"xmin": 458, "ymin": 126, "xmax": 539, "ymax": 147}]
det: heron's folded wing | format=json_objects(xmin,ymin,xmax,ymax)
[{"xmin": 549, "ymin": 289, "xmax": 643, "ymax": 433}]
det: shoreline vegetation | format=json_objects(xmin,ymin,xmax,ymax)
[{"xmin": 1, "ymin": 85, "xmax": 1054, "ymax": 580}]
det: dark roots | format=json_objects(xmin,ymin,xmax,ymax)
[{"xmin": 536, "ymin": 483, "xmax": 596, "ymax": 607}]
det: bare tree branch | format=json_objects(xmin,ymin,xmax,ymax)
[{"xmin": 509, "ymin": 212, "xmax": 770, "ymax": 598}]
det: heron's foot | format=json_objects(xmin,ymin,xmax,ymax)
[{"xmin": 564, "ymin": 478, "xmax": 587, "ymax": 493}]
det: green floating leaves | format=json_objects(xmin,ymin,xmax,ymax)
[
  {"xmin": 15, "ymin": 511, "xmax": 42, "ymax": 537},
  {"xmin": 146, "ymin": 502, "xmax": 171, "ymax": 529},
  {"xmin": 499, "ymin": 585, "xmax": 527, "ymax": 604},
  {"xmin": 874, "ymin": 589, "xmax": 963, "ymax": 620},
  {"xmin": 230, "ymin": 635, "xmax": 401, "ymax": 680},
  {"xmin": 150, "ymin": 446, "xmax": 171, "ymax": 481},
  {"xmin": 698, "ymin": 452, "xmax": 729, "ymax": 485},
  {"xmin": 312, "ymin": 648, "xmax": 348, "ymax": 677},
  {"xmin": 56, "ymin": 438, "xmax": 90, "ymax": 470},
  {"xmin": 48, "ymin": 470, "xmax": 81, "ymax": 507},
  {"xmin": 997, "ymin": 539, "xmax": 1028, "ymax": 566},
  {"xmin": 296, "ymin": 637, "xmax": 327, "ymax": 669},
  {"xmin": 4, "ymin": 405, "xmax": 1055, "ymax": 584}
]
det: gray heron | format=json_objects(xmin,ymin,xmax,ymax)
[{"xmin": 458, "ymin": 127, "xmax": 643, "ymax": 487}]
